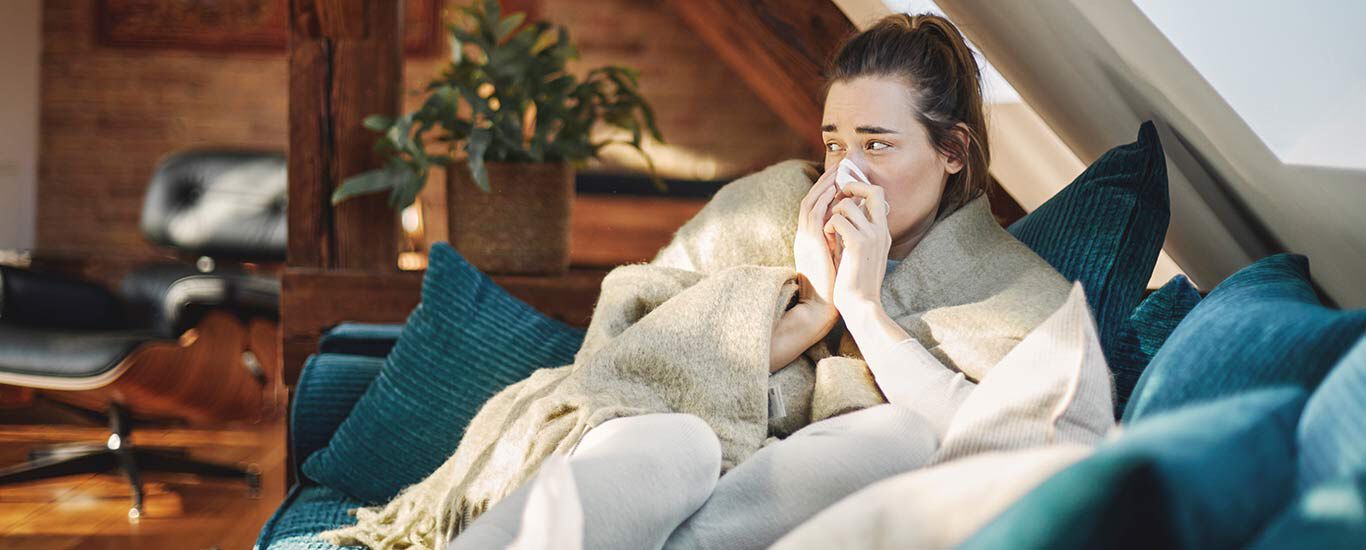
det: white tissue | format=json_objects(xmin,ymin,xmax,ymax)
[{"xmin": 834, "ymin": 157, "xmax": 869, "ymax": 209}]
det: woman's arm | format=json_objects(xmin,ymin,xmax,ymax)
[{"xmin": 840, "ymin": 300, "xmax": 974, "ymax": 437}]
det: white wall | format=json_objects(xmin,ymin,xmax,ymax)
[{"xmin": 0, "ymin": 0, "xmax": 41, "ymax": 250}]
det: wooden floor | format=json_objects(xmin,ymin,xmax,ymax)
[{"xmin": 0, "ymin": 408, "xmax": 287, "ymax": 550}]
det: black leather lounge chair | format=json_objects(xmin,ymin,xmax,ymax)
[{"xmin": 0, "ymin": 150, "xmax": 287, "ymax": 520}]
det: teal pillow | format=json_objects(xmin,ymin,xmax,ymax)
[
  {"xmin": 1123, "ymin": 253, "xmax": 1366, "ymax": 423},
  {"xmin": 1297, "ymin": 336, "xmax": 1366, "ymax": 489},
  {"xmin": 1008, "ymin": 121, "xmax": 1169, "ymax": 363},
  {"xmin": 302, "ymin": 244, "xmax": 586, "ymax": 503},
  {"xmin": 1110, "ymin": 275, "xmax": 1202, "ymax": 419},
  {"xmin": 1250, "ymin": 473, "xmax": 1366, "ymax": 550},
  {"xmin": 963, "ymin": 387, "xmax": 1307, "ymax": 550}
]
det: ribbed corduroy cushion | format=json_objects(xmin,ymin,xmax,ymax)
[
  {"xmin": 1109, "ymin": 275, "xmax": 1202, "ymax": 419},
  {"xmin": 1296, "ymin": 336, "xmax": 1366, "ymax": 489},
  {"xmin": 302, "ymin": 243, "xmax": 586, "ymax": 503},
  {"xmin": 963, "ymin": 388, "xmax": 1306, "ymax": 550},
  {"xmin": 1008, "ymin": 121, "xmax": 1169, "ymax": 365},
  {"xmin": 255, "ymin": 485, "xmax": 365, "ymax": 549},
  {"xmin": 1123, "ymin": 254, "xmax": 1366, "ymax": 423}
]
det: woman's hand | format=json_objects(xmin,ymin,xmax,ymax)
[
  {"xmin": 770, "ymin": 167, "xmax": 843, "ymax": 372},
  {"xmin": 823, "ymin": 180, "xmax": 892, "ymax": 318},
  {"xmin": 769, "ymin": 275, "xmax": 839, "ymax": 372},
  {"xmin": 793, "ymin": 166, "xmax": 841, "ymax": 317}
]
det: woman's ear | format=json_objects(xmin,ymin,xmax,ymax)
[{"xmin": 944, "ymin": 122, "xmax": 969, "ymax": 175}]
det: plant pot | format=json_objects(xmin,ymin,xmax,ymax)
[{"xmin": 446, "ymin": 161, "xmax": 574, "ymax": 275}]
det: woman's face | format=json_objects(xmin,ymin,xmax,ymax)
[{"xmin": 821, "ymin": 75, "xmax": 963, "ymax": 257}]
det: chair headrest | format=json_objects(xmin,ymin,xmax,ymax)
[{"xmin": 140, "ymin": 150, "xmax": 287, "ymax": 261}]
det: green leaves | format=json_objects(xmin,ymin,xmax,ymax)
[
  {"xmin": 332, "ymin": 159, "xmax": 423, "ymax": 209},
  {"xmin": 334, "ymin": 0, "xmax": 668, "ymax": 211}
]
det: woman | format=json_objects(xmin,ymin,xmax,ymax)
[{"xmin": 447, "ymin": 13, "xmax": 1066, "ymax": 550}]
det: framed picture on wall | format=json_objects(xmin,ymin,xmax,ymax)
[{"xmin": 94, "ymin": 0, "xmax": 445, "ymax": 56}]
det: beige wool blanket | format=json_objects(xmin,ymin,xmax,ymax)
[
  {"xmin": 653, "ymin": 159, "xmax": 1072, "ymax": 433},
  {"xmin": 322, "ymin": 158, "xmax": 1070, "ymax": 549}
]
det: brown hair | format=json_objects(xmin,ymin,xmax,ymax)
[{"xmin": 823, "ymin": 13, "xmax": 990, "ymax": 220}]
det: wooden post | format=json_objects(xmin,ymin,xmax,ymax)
[{"xmin": 287, "ymin": 0, "xmax": 401, "ymax": 271}]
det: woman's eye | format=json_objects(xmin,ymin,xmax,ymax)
[
  {"xmin": 867, "ymin": 141, "xmax": 889, "ymax": 151},
  {"xmin": 825, "ymin": 142, "xmax": 843, "ymax": 153}
]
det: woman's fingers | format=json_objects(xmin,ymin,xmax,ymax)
[
  {"xmin": 811, "ymin": 184, "xmax": 838, "ymax": 228},
  {"xmin": 831, "ymin": 196, "xmax": 873, "ymax": 231},
  {"xmin": 823, "ymin": 211, "xmax": 858, "ymax": 241},
  {"xmin": 834, "ymin": 180, "xmax": 888, "ymax": 223},
  {"xmin": 801, "ymin": 168, "xmax": 839, "ymax": 213}
]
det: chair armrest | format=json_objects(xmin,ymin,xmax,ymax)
[
  {"xmin": 120, "ymin": 264, "xmax": 279, "ymax": 337},
  {"xmin": 317, "ymin": 322, "xmax": 405, "ymax": 358},
  {"xmin": 289, "ymin": 353, "xmax": 383, "ymax": 485}
]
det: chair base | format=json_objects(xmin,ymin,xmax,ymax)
[{"xmin": 0, "ymin": 403, "xmax": 260, "ymax": 521}]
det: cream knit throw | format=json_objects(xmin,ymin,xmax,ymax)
[{"xmin": 320, "ymin": 159, "xmax": 1070, "ymax": 549}]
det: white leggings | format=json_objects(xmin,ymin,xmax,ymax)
[{"xmin": 446, "ymin": 405, "xmax": 937, "ymax": 550}]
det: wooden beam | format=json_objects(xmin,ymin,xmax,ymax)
[
  {"xmin": 287, "ymin": 0, "xmax": 402, "ymax": 270},
  {"xmin": 666, "ymin": 0, "xmax": 855, "ymax": 152}
]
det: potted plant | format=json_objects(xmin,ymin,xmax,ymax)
[{"xmin": 332, "ymin": 0, "xmax": 665, "ymax": 275}]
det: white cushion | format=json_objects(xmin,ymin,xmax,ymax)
[
  {"xmin": 933, "ymin": 282, "xmax": 1116, "ymax": 463},
  {"xmin": 772, "ymin": 444, "xmax": 1093, "ymax": 549}
]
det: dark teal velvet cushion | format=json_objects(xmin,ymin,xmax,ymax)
[
  {"xmin": 963, "ymin": 387, "xmax": 1307, "ymax": 550},
  {"xmin": 1297, "ymin": 336, "xmax": 1366, "ymax": 489},
  {"xmin": 1250, "ymin": 473, "xmax": 1366, "ymax": 549},
  {"xmin": 1109, "ymin": 275, "xmax": 1202, "ymax": 419},
  {"xmin": 302, "ymin": 243, "xmax": 586, "ymax": 503},
  {"xmin": 1008, "ymin": 121, "xmax": 1169, "ymax": 363},
  {"xmin": 1123, "ymin": 253, "xmax": 1366, "ymax": 423}
]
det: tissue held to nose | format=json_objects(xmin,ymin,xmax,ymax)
[{"xmin": 834, "ymin": 157, "xmax": 869, "ymax": 209}]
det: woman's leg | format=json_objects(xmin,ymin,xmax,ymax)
[
  {"xmin": 446, "ymin": 413, "xmax": 722, "ymax": 550},
  {"xmin": 663, "ymin": 404, "xmax": 937, "ymax": 550}
]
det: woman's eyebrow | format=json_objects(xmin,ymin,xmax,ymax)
[
  {"xmin": 820, "ymin": 124, "xmax": 901, "ymax": 135},
  {"xmin": 855, "ymin": 125, "xmax": 900, "ymax": 134}
]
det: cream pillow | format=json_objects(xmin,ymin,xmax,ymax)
[
  {"xmin": 933, "ymin": 282, "xmax": 1116, "ymax": 464},
  {"xmin": 772, "ymin": 444, "xmax": 1094, "ymax": 549}
]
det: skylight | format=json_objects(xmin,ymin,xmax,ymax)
[{"xmin": 1132, "ymin": 0, "xmax": 1366, "ymax": 171}]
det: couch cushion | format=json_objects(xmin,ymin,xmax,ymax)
[
  {"xmin": 963, "ymin": 387, "xmax": 1306, "ymax": 550},
  {"xmin": 933, "ymin": 283, "xmax": 1114, "ymax": 463},
  {"xmin": 255, "ymin": 485, "xmax": 364, "ymax": 550},
  {"xmin": 1109, "ymin": 275, "xmax": 1202, "ymax": 419},
  {"xmin": 1297, "ymin": 336, "xmax": 1366, "ymax": 489},
  {"xmin": 1249, "ymin": 473, "xmax": 1366, "ymax": 550},
  {"xmin": 302, "ymin": 243, "xmax": 586, "ymax": 503},
  {"xmin": 1008, "ymin": 121, "xmax": 1169, "ymax": 364},
  {"xmin": 1123, "ymin": 254, "xmax": 1366, "ymax": 422}
]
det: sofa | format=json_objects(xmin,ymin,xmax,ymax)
[{"xmin": 256, "ymin": 123, "xmax": 1366, "ymax": 549}]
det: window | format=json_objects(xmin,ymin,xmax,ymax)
[{"xmin": 1133, "ymin": 0, "xmax": 1366, "ymax": 170}]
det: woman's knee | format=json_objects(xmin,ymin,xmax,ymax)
[
  {"xmin": 647, "ymin": 414, "xmax": 722, "ymax": 490},
  {"xmin": 578, "ymin": 413, "xmax": 722, "ymax": 493}
]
